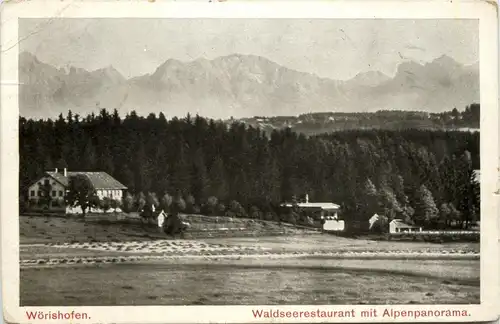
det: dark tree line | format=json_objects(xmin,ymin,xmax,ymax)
[{"xmin": 19, "ymin": 108, "xmax": 480, "ymax": 229}]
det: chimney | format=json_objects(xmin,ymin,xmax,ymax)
[
  {"xmin": 63, "ymin": 168, "xmax": 67, "ymax": 177},
  {"xmin": 305, "ymin": 194, "xmax": 309, "ymax": 203},
  {"xmin": 55, "ymin": 168, "xmax": 58, "ymax": 173}
]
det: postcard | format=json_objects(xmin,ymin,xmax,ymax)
[{"xmin": 1, "ymin": 0, "xmax": 499, "ymax": 323}]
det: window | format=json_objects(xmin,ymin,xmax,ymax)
[
  {"xmin": 52, "ymin": 191, "xmax": 56, "ymax": 197},
  {"xmin": 37, "ymin": 191, "xmax": 42, "ymax": 197},
  {"xmin": 30, "ymin": 190, "xmax": 35, "ymax": 197},
  {"xmin": 59, "ymin": 191, "xmax": 63, "ymax": 197},
  {"xmin": 44, "ymin": 179, "xmax": 49, "ymax": 185}
]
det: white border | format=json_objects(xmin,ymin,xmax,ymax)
[{"xmin": 1, "ymin": 1, "xmax": 498, "ymax": 323}]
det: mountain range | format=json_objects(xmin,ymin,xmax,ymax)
[{"xmin": 19, "ymin": 51, "xmax": 479, "ymax": 120}]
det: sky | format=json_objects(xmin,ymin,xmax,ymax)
[{"xmin": 19, "ymin": 18, "xmax": 478, "ymax": 80}]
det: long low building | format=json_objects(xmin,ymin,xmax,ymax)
[{"xmin": 280, "ymin": 194, "xmax": 341, "ymax": 220}]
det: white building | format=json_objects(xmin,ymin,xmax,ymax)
[
  {"xmin": 389, "ymin": 219, "xmax": 422, "ymax": 234},
  {"xmin": 281, "ymin": 194, "xmax": 340, "ymax": 220},
  {"xmin": 27, "ymin": 168, "xmax": 127, "ymax": 214}
]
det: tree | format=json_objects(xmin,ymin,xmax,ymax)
[
  {"xmin": 122, "ymin": 193, "xmax": 134, "ymax": 213},
  {"xmin": 415, "ymin": 184, "xmax": 439, "ymax": 227},
  {"xmin": 172, "ymin": 195, "xmax": 186, "ymax": 215},
  {"xmin": 185, "ymin": 194, "xmax": 196, "ymax": 214},
  {"xmin": 401, "ymin": 205, "xmax": 415, "ymax": 225},
  {"xmin": 100, "ymin": 197, "xmax": 112, "ymax": 212},
  {"xmin": 80, "ymin": 139, "xmax": 97, "ymax": 171},
  {"xmin": 205, "ymin": 196, "xmax": 218, "ymax": 215},
  {"xmin": 456, "ymin": 168, "xmax": 480, "ymax": 228},
  {"xmin": 136, "ymin": 192, "xmax": 146, "ymax": 211},
  {"xmin": 439, "ymin": 203, "xmax": 451, "ymax": 228},
  {"xmin": 378, "ymin": 186, "xmax": 402, "ymax": 220},
  {"xmin": 117, "ymin": 165, "xmax": 135, "ymax": 193},
  {"xmin": 208, "ymin": 156, "xmax": 229, "ymax": 201},
  {"xmin": 448, "ymin": 203, "xmax": 462, "ymax": 228},
  {"xmin": 370, "ymin": 214, "xmax": 389, "ymax": 233},
  {"xmin": 249, "ymin": 206, "xmax": 261, "ymax": 219},
  {"xmin": 170, "ymin": 144, "xmax": 191, "ymax": 196},
  {"xmin": 286, "ymin": 212, "xmax": 298, "ymax": 225},
  {"xmin": 226, "ymin": 200, "xmax": 246, "ymax": 218},
  {"xmin": 111, "ymin": 198, "xmax": 121, "ymax": 212},
  {"xmin": 146, "ymin": 192, "xmax": 160, "ymax": 208},
  {"xmin": 141, "ymin": 192, "xmax": 159, "ymax": 223},
  {"xmin": 217, "ymin": 203, "xmax": 226, "ymax": 215},
  {"xmin": 191, "ymin": 149, "xmax": 210, "ymax": 202},
  {"xmin": 160, "ymin": 193, "xmax": 173, "ymax": 212},
  {"xmin": 362, "ymin": 178, "xmax": 379, "ymax": 218},
  {"xmin": 40, "ymin": 181, "xmax": 53, "ymax": 209},
  {"xmin": 65, "ymin": 175, "xmax": 98, "ymax": 216}
]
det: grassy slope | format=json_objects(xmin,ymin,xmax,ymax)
[{"xmin": 19, "ymin": 214, "xmax": 316, "ymax": 244}]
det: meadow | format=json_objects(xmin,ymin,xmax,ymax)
[{"xmin": 19, "ymin": 215, "xmax": 480, "ymax": 306}]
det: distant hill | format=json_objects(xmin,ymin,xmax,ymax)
[
  {"xmin": 234, "ymin": 107, "xmax": 480, "ymax": 135},
  {"xmin": 20, "ymin": 52, "xmax": 479, "ymax": 120}
]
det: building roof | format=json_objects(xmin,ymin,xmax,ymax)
[
  {"xmin": 281, "ymin": 202, "xmax": 340, "ymax": 209},
  {"xmin": 390, "ymin": 219, "xmax": 421, "ymax": 229},
  {"xmin": 46, "ymin": 171, "xmax": 127, "ymax": 190}
]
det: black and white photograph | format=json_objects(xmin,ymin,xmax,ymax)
[{"xmin": 1, "ymin": 1, "xmax": 498, "ymax": 323}]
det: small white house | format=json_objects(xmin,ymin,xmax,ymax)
[
  {"xmin": 323, "ymin": 219, "xmax": 345, "ymax": 231},
  {"xmin": 389, "ymin": 219, "xmax": 422, "ymax": 234}
]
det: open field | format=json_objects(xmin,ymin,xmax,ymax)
[
  {"xmin": 202, "ymin": 235, "xmax": 479, "ymax": 253},
  {"xmin": 21, "ymin": 258, "xmax": 479, "ymax": 306},
  {"xmin": 19, "ymin": 215, "xmax": 480, "ymax": 306}
]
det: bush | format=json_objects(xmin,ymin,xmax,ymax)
[
  {"xmin": 135, "ymin": 192, "xmax": 146, "ymax": 211},
  {"xmin": 172, "ymin": 195, "xmax": 186, "ymax": 213},
  {"xmin": 205, "ymin": 196, "xmax": 218, "ymax": 215},
  {"xmin": 286, "ymin": 212, "xmax": 298, "ymax": 225},
  {"xmin": 370, "ymin": 215, "xmax": 389, "ymax": 233},
  {"xmin": 160, "ymin": 193, "xmax": 173, "ymax": 211},
  {"xmin": 185, "ymin": 195, "xmax": 196, "ymax": 213},
  {"xmin": 226, "ymin": 200, "xmax": 246, "ymax": 218},
  {"xmin": 217, "ymin": 203, "xmax": 226, "ymax": 215},
  {"xmin": 111, "ymin": 198, "xmax": 121, "ymax": 211},
  {"xmin": 146, "ymin": 192, "xmax": 159, "ymax": 208},
  {"xmin": 304, "ymin": 216, "xmax": 315, "ymax": 226},
  {"xmin": 249, "ymin": 206, "xmax": 261, "ymax": 219},
  {"xmin": 264, "ymin": 212, "xmax": 275, "ymax": 221},
  {"xmin": 100, "ymin": 197, "xmax": 112, "ymax": 211}
]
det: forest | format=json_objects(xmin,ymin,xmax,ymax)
[{"xmin": 19, "ymin": 107, "xmax": 480, "ymax": 230}]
